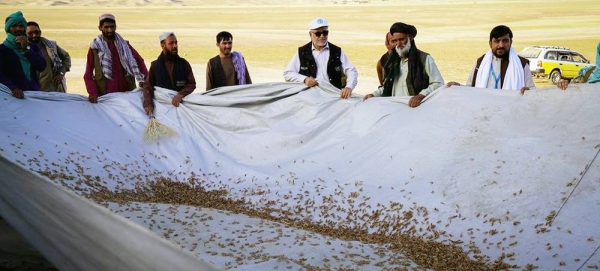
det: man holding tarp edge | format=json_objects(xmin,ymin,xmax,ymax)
[
  {"xmin": 0, "ymin": 11, "xmax": 46, "ymax": 99},
  {"xmin": 284, "ymin": 17, "xmax": 358, "ymax": 99},
  {"xmin": 363, "ymin": 22, "xmax": 444, "ymax": 108},
  {"xmin": 83, "ymin": 13, "xmax": 148, "ymax": 104},
  {"xmin": 556, "ymin": 41, "xmax": 600, "ymax": 90},
  {"xmin": 142, "ymin": 31, "xmax": 196, "ymax": 116},
  {"xmin": 446, "ymin": 25, "xmax": 535, "ymax": 94}
]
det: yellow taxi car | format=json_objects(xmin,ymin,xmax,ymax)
[{"xmin": 518, "ymin": 46, "xmax": 594, "ymax": 84}]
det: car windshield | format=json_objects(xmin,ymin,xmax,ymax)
[{"xmin": 570, "ymin": 52, "xmax": 589, "ymax": 63}]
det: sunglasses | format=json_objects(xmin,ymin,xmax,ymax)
[{"xmin": 312, "ymin": 30, "xmax": 329, "ymax": 37}]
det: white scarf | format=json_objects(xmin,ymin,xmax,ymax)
[
  {"xmin": 90, "ymin": 33, "xmax": 145, "ymax": 82},
  {"xmin": 475, "ymin": 47, "xmax": 525, "ymax": 90}
]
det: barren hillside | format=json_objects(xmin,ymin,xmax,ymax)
[{"xmin": 0, "ymin": 0, "xmax": 380, "ymax": 6}]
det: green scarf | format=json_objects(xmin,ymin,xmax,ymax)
[{"xmin": 3, "ymin": 11, "xmax": 31, "ymax": 80}]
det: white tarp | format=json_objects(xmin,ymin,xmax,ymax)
[
  {"xmin": 1, "ymin": 81, "xmax": 599, "ymax": 269},
  {"xmin": 0, "ymin": 155, "xmax": 218, "ymax": 271}
]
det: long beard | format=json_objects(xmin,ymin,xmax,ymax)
[
  {"xmin": 164, "ymin": 50, "xmax": 178, "ymax": 61},
  {"xmin": 395, "ymin": 40, "xmax": 411, "ymax": 57}
]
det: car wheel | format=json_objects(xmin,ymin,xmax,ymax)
[{"xmin": 550, "ymin": 70, "xmax": 562, "ymax": 85}]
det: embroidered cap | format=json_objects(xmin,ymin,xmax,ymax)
[
  {"xmin": 308, "ymin": 18, "xmax": 328, "ymax": 30},
  {"xmin": 99, "ymin": 13, "xmax": 115, "ymax": 22},
  {"xmin": 159, "ymin": 31, "xmax": 175, "ymax": 42}
]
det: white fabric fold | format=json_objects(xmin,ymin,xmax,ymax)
[{"xmin": 0, "ymin": 156, "xmax": 218, "ymax": 271}]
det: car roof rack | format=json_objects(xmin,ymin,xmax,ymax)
[{"xmin": 531, "ymin": 45, "xmax": 570, "ymax": 50}]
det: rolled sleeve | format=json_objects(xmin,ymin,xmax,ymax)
[{"xmin": 371, "ymin": 86, "xmax": 384, "ymax": 97}]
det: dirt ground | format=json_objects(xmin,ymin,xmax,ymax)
[{"xmin": 0, "ymin": 217, "xmax": 56, "ymax": 271}]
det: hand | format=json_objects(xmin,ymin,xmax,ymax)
[
  {"xmin": 363, "ymin": 94, "xmax": 374, "ymax": 101},
  {"xmin": 15, "ymin": 35, "xmax": 28, "ymax": 50},
  {"xmin": 144, "ymin": 106, "xmax": 153, "ymax": 116},
  {"xmin": 340, "ymin": 87, "xmax": 352, "ymax": 99},
  {"xmin": 88, "ymin": 95, "xmax": 98, "ymax": 103},
  {"xmin": 557, "ymin": 79, "xmax": 569, "ymax": 90},
  {"xmin": 519, "ymin": 87, "xmax": 530, "ymax": 95},
  {"xmin": 303, "ymin": 76, "xmax": 318, "ymax": 87},
  {"xmin": 11, "ymin": 88, "xmax": 24, "ymax": 99},
  {"xmin": 53, "ymin": 73, "xmax": 64, "ymax": 85},
  {"xmin": 172, "ymin": 94, "xmax": 183, "ymax": 107},
  {"xmin": 446, "ymin": 81, "xmax": 460, "ymax": 87},
  {"xmin": 408, "ymin": 94, "xmax": 425, "ymax": 108}
]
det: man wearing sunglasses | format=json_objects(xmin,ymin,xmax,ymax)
[
  {"xmin": 284, "ymin": 17, "xmax": 358, "ymax": 99},
  {"xmin": 26, "ymin": 21, "xmax": 71, "ymax": 92}
]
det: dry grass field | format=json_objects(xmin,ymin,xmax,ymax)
[
  {"xmin": 0, "ymin": 1, "xmax": 599, "ymax": 269},
  {"xmin": 0, "ymin": 0, "xmax": 599, "ymax": 95}
]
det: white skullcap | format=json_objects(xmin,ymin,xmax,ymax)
[
  {"xmin": 99, "ymin": 13, "xmax": 115, "ymax": 22},
  {"xmin": 159, "ymin": 31, "xmax": 175, "ymax": 42},
  {"xmin": 308, "ymin": 18, "xmax": 328, "ymax": 30}
]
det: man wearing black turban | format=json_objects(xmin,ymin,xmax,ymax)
[
  {"xmin": 0, "ymin": 11, "xmax": 46, "ymax": 99},
  {"xmin": 364, "ymin": 22, "xmax": 444, "ymax": 108}
]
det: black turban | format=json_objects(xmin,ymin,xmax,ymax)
[{"xmin": 389, "ymin": 22, "xmax": 417, "ymax": 37}]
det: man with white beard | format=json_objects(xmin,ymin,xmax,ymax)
[
  {"xmin": 446, "ymin": 25, "xmax": 534, "ymax": 94},
  {"xmin": 363, "ymin": 22, "xmax": 444, "ymax": 108}
]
